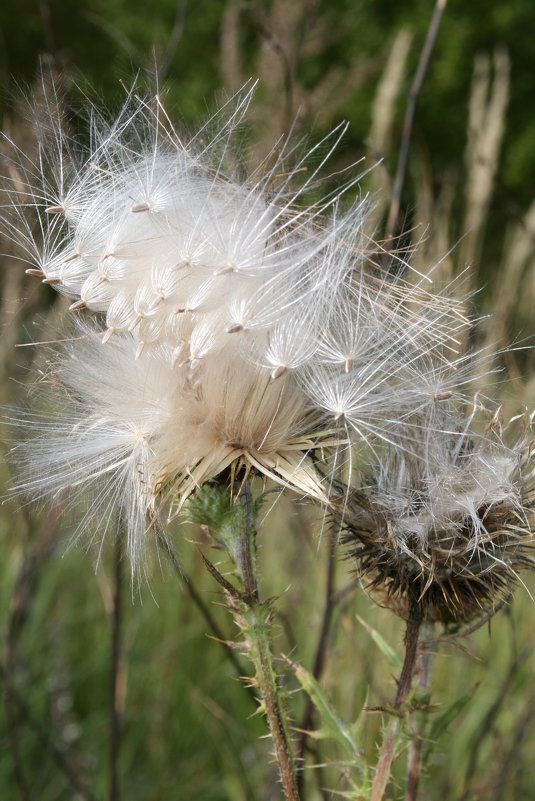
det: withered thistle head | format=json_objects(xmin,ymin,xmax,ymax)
[{"xmin": 342, "ymin": 407, "xmax": 535, "ymax": 624}]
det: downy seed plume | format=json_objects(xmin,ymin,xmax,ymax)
[
  {"xmin": 1, "ymin": 81, "xmax": 512, "ymax": 576},
  {"xmin": 342, "ymin": 403, "xmax": 535, "ymax": 623}
]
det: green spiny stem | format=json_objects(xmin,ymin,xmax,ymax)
[
  {"xmin": 243, "ymin": 604, "xmax": 300, "ymax": 801},
  {"xmin": 370, "ymin": 723, "xmax": 397, "ymax": 801},
  {"xmin": 233, "ymin": 485, "xmax": 299, "ymax": 801},
  {"xmin": 196, "ymin": 481, "xmax": 300, "ymax": 801}
]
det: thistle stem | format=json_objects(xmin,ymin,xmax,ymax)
[
  {"xmin": 370, "ymin": 596, "xmax": 423, "ymax": 801},
  {"xmin": 405, "ymin": 628, "xmax": 432, "ymax": 801},
  {"xmin": 395, "ymin": 598, "xmax": 423, "ymax": 708},
  {"xmin": 234, "ymin": 485, "xmax": 299, "ymax": 801},
  {"xmin": 156, "ymin": 532, "xmax": 256, "ymax": 705},
  {"xmin": 198, "ymin": 482, "xmax": 300, "ymax": 801},
  {"xmin": 244, "ymin": 605, "xmax": 300, "ymax": 801}
]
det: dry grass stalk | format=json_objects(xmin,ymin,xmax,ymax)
[{"xmin": 460, "ymin": 47, "xmax": 510, "ymax": 272}]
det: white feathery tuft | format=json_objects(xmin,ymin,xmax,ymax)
[{"xmin": 2, "ymin": 82, "xmax": 501, "ymax": 578}]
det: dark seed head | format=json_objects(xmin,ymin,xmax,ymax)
[{"xmin": 339, "ymin": 419, "xmax": 535, "ymax": 624}]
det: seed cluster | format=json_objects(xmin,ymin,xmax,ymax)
[
  {"xmin": 2, "ymin": 86, "xmax": 533, "ymax": 600},
  {"xmin": 342, "ymin": 412, "xmax": 535, "ymax": 622}
]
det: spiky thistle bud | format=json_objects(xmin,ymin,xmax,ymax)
[{"xmin": 342, "ymin": 405, "xmax": 535, "ymax": 623}]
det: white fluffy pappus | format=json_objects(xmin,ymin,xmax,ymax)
[
  {"xmin": 2, "ymin": 82, "xmax": 489, "ymax": 575},
  {"xmin": 8, "ymin": 320, "xmax": 324, "ymax": 569}
]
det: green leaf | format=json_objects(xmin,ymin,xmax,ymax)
[
  {"xmin": 289, "ymin": 659, "xmax": 361, "ymax": 758},
  {"xmin": 356, "ymin": 615, "xmax": 403, "ymax": 669}
]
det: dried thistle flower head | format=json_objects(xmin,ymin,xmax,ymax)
[
  {"xmin": 342, "ymin": 405, "xmax": 535, "ymax": 623},
  {"xmin": 2, "ymin": 82, "xmax": 481, "ymax": 574}
]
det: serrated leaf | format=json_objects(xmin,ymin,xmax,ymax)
[{"xmin": 356, "ymin": 615, "xmax": 403, "ymax": 669}]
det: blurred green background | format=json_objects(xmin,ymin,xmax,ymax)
[{"xmin": 2, "ymin": 1, "xmax": 535, "ymax": 799}]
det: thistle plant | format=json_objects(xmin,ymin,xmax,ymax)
[
  {"xmin": 2, "ymin": 82, "xmax": 474, "ymax": 571},
  {"xmin": 2, "ymin": 80, "xmax": 535, "ymax": 800},
  {"xmin": 342, "ymin": 403, "xmax": 535, "ymax": 801}
]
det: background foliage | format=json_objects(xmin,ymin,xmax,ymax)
[{"xmin": 1, "ymin": 1, "xmax": 535, "ymax": 799}]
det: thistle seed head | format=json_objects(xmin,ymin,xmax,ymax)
[
  {"xmin": 1, "ymin": 83, "xmax": 493, "ymax": 575},
  {"xmin": 342, "ymin": 408, "xmax": 535, "ymax": 623}
]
